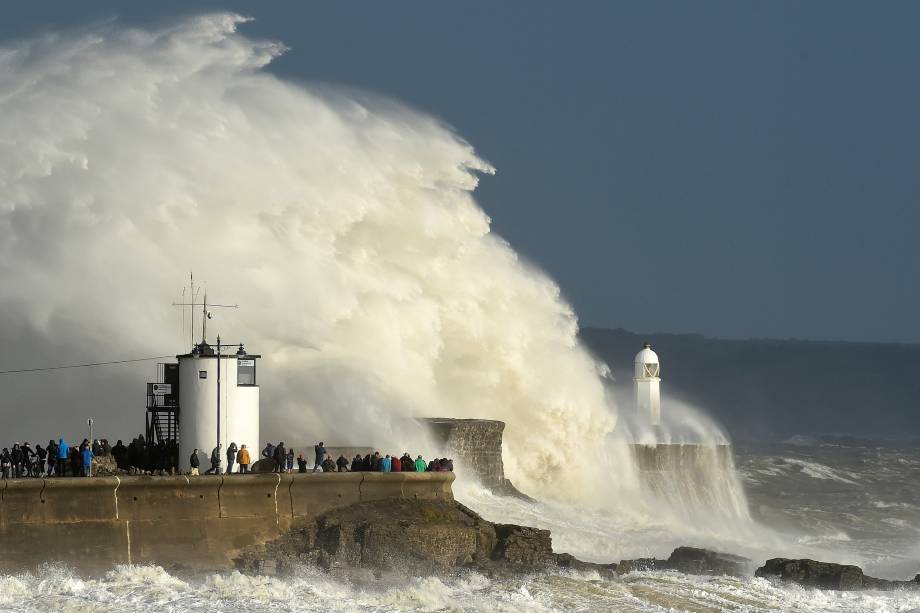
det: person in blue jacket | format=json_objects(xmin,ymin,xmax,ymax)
[
  {"xmin": 380, "ymin": 454, "xmax": 392, "ymax": 472},
  {"xmin": 81, "ymin": 444, "xmax": 94, "ymax": 477},
  {"xmin": 58, "ymin": 438, "xmax": 70, "ymax": 476}
]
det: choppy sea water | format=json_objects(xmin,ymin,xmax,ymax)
[
  {"xmin": 736, "ymin": 437, "xmax": 920, "ymax": 581},
  {"xmin": 0, "ymin": 438, "xmax": 917, "ymax": 613}
]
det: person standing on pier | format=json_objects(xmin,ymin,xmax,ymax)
[
  {"xmin": 313, "ymin": 442, "xmax": 327, "ymax": 473},
  {"xmin": 81, "ymin": 444, "xmax": 94, "ymax": 477},
  {"xmin": 273, "ymin": 442, "xmax": 286, "ymax": 474},
  {"xmin": 57, "ymin": 439, "xmax": 69, "ymax": 476},
  {"xmin": 226, "ymin": 442, "xmax": 238, "ymax": 474},
  {"xmin": 46, "ymin": 439, "xmax": 58, "ymax": 476},
  {"xmin": 10, "ymin": 444, "xmax": 22, "ymax": 478},
  {"xmin": 69, "ymin": 445, "xmax": 80, "ymax": 477},
  {"xmin": 237, "ymin": 445, "xmax": 251, "ymax": 473},
  {"xmin": 189, "ymin": 448, "xmax": 200, "ymax": 476},
  {"xmin": 206, "ymin": 445, "xmax": 221, "ymax": 475}
]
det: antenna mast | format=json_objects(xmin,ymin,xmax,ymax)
[
  {"xmin": 172, "ymin": 275, "xmax": 238, "ymax": 348},
  {"xmin": 202, "ymin": 292, "xmax": 208, "ymax": 345}
]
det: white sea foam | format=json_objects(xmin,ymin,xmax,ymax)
[
  {"xmin": 779, "ymin": 458, "xmax": 862, "ymax": 485},
  {"xmin": 0, "ymin": 563, "xmax": 918, "ymax": 613},
  {"xmin": 0, "ymin": 12, "xmax": 617, "ymax": 503}
]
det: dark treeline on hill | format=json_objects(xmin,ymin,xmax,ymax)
[{"xmin": 579, "ymin": 327, "xmax": 920, "ymax": 441}]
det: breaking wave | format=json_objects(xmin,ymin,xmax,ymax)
[{"xmin": 0, "ymin": 563, "xmax": 917, "ymax": 613}]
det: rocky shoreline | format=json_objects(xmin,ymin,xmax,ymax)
[{"xmin": 234, "ymin": 498, "xmax": 919, "ymax": 591}]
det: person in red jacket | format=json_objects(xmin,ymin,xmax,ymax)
[{"xmin": 391, "ymin": 453, "xmax": 402, "ymax": 472}]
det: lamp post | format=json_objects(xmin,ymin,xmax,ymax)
[
  {"xmin": 217, "ymin": 334, "xmax": 222, "ymax": 470},
  {"xmin": 214, "ymin": 335, "xmax": 246, "ymax": 472}
]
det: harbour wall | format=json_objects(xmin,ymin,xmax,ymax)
[
  {"xmin": 421, "ymin": 418, "xmax": 508, "ymax": 488},
  {"xmin": 0, "ymin": 472, "xmax": 454, "ymax": 573}
]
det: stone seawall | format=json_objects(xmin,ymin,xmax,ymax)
[
  {"xmin": 421, "ymin": 418, "xmax": 507, "ymax": 488},
  {"xmin": 0, "ymin": 472, "xmax": 454, "ymax": 573}
]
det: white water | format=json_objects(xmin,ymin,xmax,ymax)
[
  {"xmin": 1, "ymin": 563, "xmax": 917, "ymax": 613},
  {"xmin": 0, "ymin": 11, "xmax": 753, "ymax": 520},
  {"xmin": 0, "ymin": 12, "xmax": 618, "ymax": 503}
]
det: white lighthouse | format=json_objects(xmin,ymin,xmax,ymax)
[
  {"xmin": 177, "ymin": 341, "xmax": 260, "ymax": 471},
  {"xmin": 634, "ymin": 343, "xmax": 661, "ymax": 426}
]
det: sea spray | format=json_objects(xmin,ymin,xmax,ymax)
[
  {"xmin": 0, "ymin": 13, "xmax": 616, "ymax": 502},
  {"xmin": 0, "ymin": 13, "xmax": 764, "ymax": 556}
]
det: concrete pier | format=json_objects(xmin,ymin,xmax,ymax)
[{"xmin": 0, "ymin": 472, "xmax": 454, "ymax": 573}]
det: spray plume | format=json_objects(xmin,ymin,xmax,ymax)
[{"xmin": 0, "ymin": 14, "xmax": 621, "ymax": 501}]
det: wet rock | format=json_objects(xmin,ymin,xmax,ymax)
[
  {"xmin": 667, "ymin": 546, "xmax": 752, "ymax": 577},
  {"xmin": 492, "ymin": 524, "xmax": 555, "ymax": 566},
  {"xmin": 250, "ymin": 458, "xmax": 277, "ymax": 473},
  {"xmin": 617, "ymin": 558, "xmax": 669, "ymax": 574},
  {"xmin": 555, "ymin": 553, "xmax": 618, "ymax": 578},
  {"xmin": 756, "ymin": 558, "xmax": 865, "ymax": 590},
  {"xmin": 234, "ymin": 498, "xmax": 628, "ymax": 580},
  {"xmin": 235, "ymin": 499, "xmax": 500, "ymax": 578},
  {"xmin": 756, "ymin": 558, "xmax": 920, "ymax": 591},
  {"xmin": 91, "ymin": 454, "xmax": 127, "ymax": 476}
]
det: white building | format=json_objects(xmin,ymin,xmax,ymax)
[
  {"xmin": 634, "ymin": 343, "xmax": 661, "ymax": 426},
  {"xmin": 177, "ymin": 342, "xmax": 260, "ymax": 471}
]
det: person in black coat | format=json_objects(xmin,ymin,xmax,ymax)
[
  {"xmin": 69, "ymin": 446, "xmax": 81, "ymax": 478},
  {"xmin": 273, "ymin": 442, "xmax": 286, "ymax": 474},
  {"xmin": 111, "ymin": 440, "xmax": 127, "ymax": 470},
  {"xmin": 46, "ymin": 440, "xmax": 58, "ymax": 476},
  {"xmin": 189, "ymin": 448, "xmax": 201, "ymax": 476},
  {"xmin": 205, "ymin": 445, "xmax": 221, "ymax": 475}
]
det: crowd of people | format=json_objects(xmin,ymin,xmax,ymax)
[
  {"xmin": 195, "ymin": 441, "xmax": 454, "ymax": 476},
  {"xmin": 0, "ymin": 436, "xmax": 183, "ymax": 478},
  {"xmin": 1, "ymin": 436, "xmax": 454, "ymax": 478},
  {"xmin": 1, "ymin": 439, "xmax": 97, "ymax": 478}
]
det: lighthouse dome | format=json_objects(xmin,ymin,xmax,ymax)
[
  {"xmin": 634, "ymin": 343, "xmax": 660, "ymax": 378},
  {"xmin": 635, "ymin": 343, "xmax": 659, "ymax": 364}
]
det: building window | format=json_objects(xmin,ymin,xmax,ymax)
[
  {"xmin": 238, "ymin": 359, "xmax": 256, "ymax": 386},
  {"xmin": 199, "ymin": 370, "xmax": 207, "ymax": 379},
  {"xmin": 643, "ymin": 363, "xmax": 660, "ymax": 377}
]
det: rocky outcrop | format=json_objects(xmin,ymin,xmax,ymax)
[
  {"xmin": 492, "ymin": 524, "xmax": 556, "ymax": 567},
  {"xmin": 234, "ymin": 497, "xmax": 920, "ymax": 590},
  {"xmin": 756, "ymin": 558, "xmax": 920, "ymax": 591},
  {"xmin": 667, "ymin": 546, "xmax": 752, "ymax": 577},
  {"xmin": 234, "ymin": 498, "xmax": 620, "ymax": 579},
  {"xmin": 617, "ymin": 547, "xmax": 751, "ymax": 577}
]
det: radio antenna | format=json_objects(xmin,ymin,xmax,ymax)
[{"xmin": 172, "ymin": 274, "xmax": 239, "ymax": 347}]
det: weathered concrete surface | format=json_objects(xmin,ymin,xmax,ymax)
[
  {"xmin": 629, "ymin": 443, "xmax": 733, "ymax": 472},
  {"xmin": 422, "ymin": 418, "xmax": 506, "ymax": 487},
  {"xmin": 420, "ymin": 418, "xmax": 532, "ymax": 498},
  {"xmin": 0, "ymin": 472, "xmax": 453, "ymax": 573}
]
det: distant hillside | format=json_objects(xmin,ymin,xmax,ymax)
[{"xmin": 579, "ymin": 327, "xmax": 920, "ymax": 441}]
